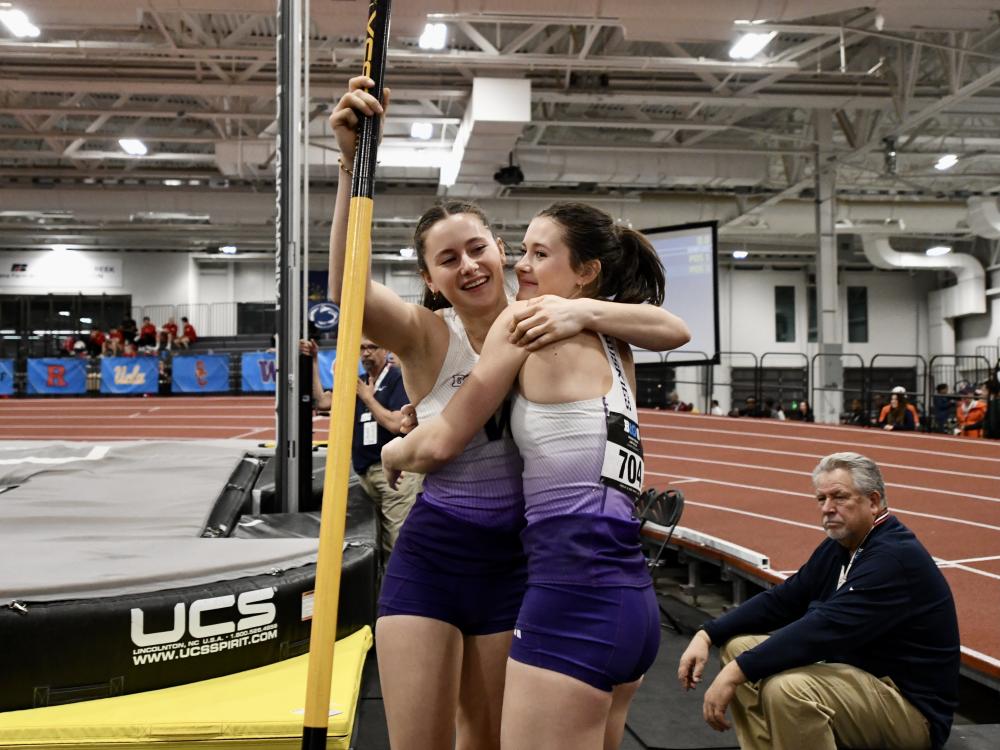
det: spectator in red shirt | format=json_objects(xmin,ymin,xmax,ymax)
[
  {"xmin": 122, "ymin": 341, "xmax": 138, "ymax": 358},
  {"xmin": 106, "ymin": 326, "xmax": 125, "ymax": 356},
  {"xmin": 175, "ymin": 317, "xmax": 198, "ymax": 349},
  {"xmin": 86, "ymin": 326, "xmax": 106, "ymax": 357},
  {"xmin": 137, "ymin": 316, "xmax": 158, "ymax": 348},
  {"xmin": 160, "ymin": 317, "xmax": 178, "ymax": 351}
]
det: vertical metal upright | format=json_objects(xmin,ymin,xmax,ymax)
[
  {"xmin": 814, "ymin": 109, "xmax": 844, "ymax": 423},
  {"xmin": 275, "ymin": 0, "xmax": 304, "ymax": 512}
]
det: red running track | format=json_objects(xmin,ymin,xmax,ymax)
[
  {"xmin": 1, "ymin": 397, "xmax": 998, "ymax": 682},
  {"xmin": 639, "ymin": 409, "xmax": 1000, "ymax": 683}
]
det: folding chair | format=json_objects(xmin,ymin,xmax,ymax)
[{"xmin": 637, "ymin": 488, "xmax": 686, "ymax": 633}]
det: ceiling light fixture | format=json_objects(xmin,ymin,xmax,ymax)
[
  {"xmin": 163, "ymin": 178, "xmax": 183, "ymax": 186},
  {"xmin": 729, "ymin": 31, "xmax": 776, "ymax": 60},
  {"xmin": 119, "ymin": 138, "xmax": 148, "ymax": 156},
  {"xmin": 934, "ymin": 154, "xmax": 958, "ymax": 171},
  {"xmin": 399, "ymin": 247, "xmax": 415, "ymax": 258},
  {"xmin": 219, "ymin": 245, "xmax": 238, "ymax": 255},
  {"xmin": 925, "ymin": 245, "xmax": 952, "ymax": 257},
  {"xmin": 0, "ymin": 7, "xmax": 40, "ymax": 38},
  {"xmin": 732, "ymin": 249, "xmax": 750, "ymax": 260},
  {"xmin": 410, "ymin": 122, "xmax": 433, "ymax": 140},
  {"xmin": 418, "ymin": 22, "xmax": 447, "ymax": 50}
]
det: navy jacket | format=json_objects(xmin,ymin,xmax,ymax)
[
  {"xmin": 351, "ymin": 365, "xmax": 409, "ymax": 474},
  {"xmin": 704, "ymin": 515, "xmax": 960, "ymax": 749}
]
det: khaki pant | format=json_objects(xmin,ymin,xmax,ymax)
[
  {"xmin": 722, "ymin": 635, "xmax": 931, "ymax": 750},
  {"xmin": 357, "ymin": 463, "xmax": 421, "ymax": 555}
]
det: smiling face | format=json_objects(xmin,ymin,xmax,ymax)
[
  {"xmin": 419, "ymin": 213, "xmax": 507, "ymax": 313},
  {"xmin": 814, "ymin": 468, "xmax": 882, "ymax": 552},
  {"xmin": 514, "ymin": 215, "xmax": 599, "ymax": 300}
]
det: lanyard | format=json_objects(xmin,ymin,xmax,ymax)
[{"xmin": 836, "ymin": 511, "xmax": 890, "ymax": 590}]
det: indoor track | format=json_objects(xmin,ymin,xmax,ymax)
[{"xmin": 2, "ymin": 396, "xmax": 998, "ymax": 683}]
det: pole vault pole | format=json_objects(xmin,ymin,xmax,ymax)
[{"xmin": 300, "ymin": 2, "xmax": 391, "ymax": 748}]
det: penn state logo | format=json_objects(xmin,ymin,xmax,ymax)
[{"xmin": 308, "ymin": 302, "xmax": 340, "ymax": 331}]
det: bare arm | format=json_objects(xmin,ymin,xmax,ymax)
[
  {"xmin": 326, "ymin": 76, "xmax": 435, "ymax": 362},
  {"xmin": 507, "ymin": 296, "xmax": 691, "ymax": 352},
  {"xmin": 300, "ymin": 339, "xmax": 331, "ymax": 411},
  {"xmin": 381, "ymin": 305, "xmax": 529, "ymax": 474}
]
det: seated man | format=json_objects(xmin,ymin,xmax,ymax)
[
  {"xmin": 136, "ymin": 316, "xmax": 158, "ymax": 348},
  {"xmin": 678, "ymin": 451, "xmax": 959, "ymax": 750},
  {"xmin": 175, "ymin": 316, "xmax": 198, "ymax": 349}
]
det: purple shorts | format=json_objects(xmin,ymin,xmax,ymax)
[
  {"xmin": 378, "ymin": 495, "xmax": 528, "ymax": 636},
  {"xmin": 509, "ymin": 513, "xmax": 659, "ymax": 691},
  {"xmin": 509, "ymin": 581, "xmax": 660, "ymax": 692}
]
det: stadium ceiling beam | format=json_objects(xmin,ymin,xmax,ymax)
[
  {"xmin": 746, "ymin": 22, "xmax": 1000, "ymax": 63},
  {"xmin": 722, "ymin": 61, "xmax": 1000, "ymax": 230}
]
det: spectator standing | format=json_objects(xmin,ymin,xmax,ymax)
[
  {"xmin": 955, "ymin": 387, "xmax": 986, "ymax": 438},
  {"xmin": 983, "ymin": 379, "xmax": 1000, "ymax": 440},
  {"xmin": 931, "ymin": 383, "xmax": 954, "ymax": 433},
  {"xmin": 175, "ymin": 317, "xmax": 198, "ymax": 349},
  {"xmin": 302, "ymin": 337, "xmax": 420, "ymax": 556},
  {"xmin": 136, "ymin": 317, "xmax": 158, "ymax": 348},
  {"xmin": 677, "ymin": 452, "xmax": 959, "ymax": 750},
  {"xmin": 86, "ymin": 326, "xmax": 106, "ymax": 358}
]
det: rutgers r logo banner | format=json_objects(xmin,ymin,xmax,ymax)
[{"xmin": 26, "ymin": 358, "xmax": 86, "ymax": 395}]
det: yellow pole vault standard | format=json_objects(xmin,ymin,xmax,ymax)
[{"xmin": 301, "ymin": 2, "xmax": 391, "ymax": 749}]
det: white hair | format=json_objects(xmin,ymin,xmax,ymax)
[{"xmin": 812, "ymin": 452, "xmax": 887, "ymax": 509}]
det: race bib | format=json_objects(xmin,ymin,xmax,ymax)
[{"xmin": 600, "ymin": 411, "xmax": 643, "ymax": 497}]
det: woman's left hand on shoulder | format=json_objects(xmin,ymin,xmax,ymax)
[{"xmin": 508, "ymin": 295, "xmax": 587, "ymax": 351}]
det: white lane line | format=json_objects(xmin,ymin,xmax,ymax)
[
  {"xmin": 645, "ymin": 436, "xmax": 1000, "ymax": 483},
  {"xmin": 642, "ymin": 420, "xmax": 1000, "ymax": 463},
  {"xmin": 644, "ymin": 469, "xmax": 1000, "ymax": 533},
  {"xmin": 646, "ymin": 452, "xmax": 1000, "ymax": 505},
  {"xmin": 934, "ymin": 560, "xmax": 1000, "ymax": 581},
  {"xmin": 232, "ymin": 427, "xmax": 274, "ymax": 439}
]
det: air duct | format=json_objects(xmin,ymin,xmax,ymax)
[{"xmin": 967, "ymin": 197, "xmax": 1000, "ymax": 239}]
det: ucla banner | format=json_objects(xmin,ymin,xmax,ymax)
[
  {"xmin": 172, "ymin": 354, "xmax": 230, "ymax": 393},
  {"xmin": 0, "ymin": 359, "xmax": 14, "ymax": 395},
  {"xmin": 317, "ymin": 349, "xmax": 365, "ymax": 391},
  {"xmin": 100, "ymin": 357, "xmax": 158, "ymax": 395},
  {"xmin": 27, "ymin": 358, "xmax": 87, "ymax": 395},
  {"xmin": 241, "ymin": 352, "xmax": 277, "ymax": 392}
]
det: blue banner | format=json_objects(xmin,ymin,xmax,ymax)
[
  {"xmin": 0, "ymin": 359, "xmax": 14, "ymax": 395},
  {"xmin": 241, "ymin": 352, "xmax": 277, "ymax": 392},
  {"xmin": 317, "ymin": 349, "xmax": 365, "ymax": 391},
  {"xmin": 27, "ymin": 358, "xmax": 87, "ymax": 395},
  {"xmin": 100, "ymin": 357, "xmax": 159, "ymax": 395},
  {"xmin": 172, "ymin": 354, "xmax": 230, "ymax": 393}
]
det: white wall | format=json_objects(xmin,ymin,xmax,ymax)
[{"xmin": 124, "ymin": 253, "xmax": 190, "ymax": 307}]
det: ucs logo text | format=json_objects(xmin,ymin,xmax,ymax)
[{"xmin": 130, "ymin": 587, "xmax": 276, "ymax": 648}]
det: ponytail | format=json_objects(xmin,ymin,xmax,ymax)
[
  {"xmin": 603, "ymin": 226, "xmax": 665, "ymax": 306},
  {"xmin": 537, "ymin": 202, "xmax": 666, "ymax": 306}
]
